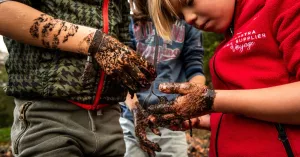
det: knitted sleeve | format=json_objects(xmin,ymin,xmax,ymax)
[{"xmin": 181, "ymin": 22, "xmax": 205, "ymax": 81}]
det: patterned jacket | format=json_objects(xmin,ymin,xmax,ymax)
[{"xmin": 3, "ymin": 0, "xmax": 131, "ymax": 107}]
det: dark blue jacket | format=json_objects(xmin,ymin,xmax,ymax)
[{"xmin": 121, "ymin": 20, "xmax": 204, "ymax": 121}]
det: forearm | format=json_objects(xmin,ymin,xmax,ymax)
[
  {"xmin": 0, "ymin": 1, "xmax": 96, "ymax": 54},
  {"xmin": 213, "ymin": 81, "xmax": 300, "ymax": 125}
]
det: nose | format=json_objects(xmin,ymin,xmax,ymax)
[{"xmin": 182, "ymin": 9, "xmax": 197, "ymax": 25}]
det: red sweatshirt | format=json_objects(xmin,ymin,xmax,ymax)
[{"xmin": 209, "ymin": 0, "xmax": 300, "ymax": 156}]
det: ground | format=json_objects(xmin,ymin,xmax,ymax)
[{"xmin": 186, "ymin": 129, "xmax": 210, "ymax": 157}]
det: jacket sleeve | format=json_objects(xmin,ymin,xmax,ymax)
[
  {"xmin": 128, "ymin": 18, "xmax": 137, "ymax": 51},
  {"xmin": 118, "ymin": 1, "xmax": 134, "ymax": 48},
  {"xmin": 181, "ymin": 22, "xmax": 205, "ymax": 81},
  {"xmin": 274, "ymin": 1, "xmax": 300, "ymax": 80}
]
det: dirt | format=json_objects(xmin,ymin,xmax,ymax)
[{"xmin": 186, "ymin": 129, "xmax": 211, "ymax": 157}]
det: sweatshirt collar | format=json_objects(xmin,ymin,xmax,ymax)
[{"xmin": 226, "ymin": 0, "xmax": 266, "ymax": 37}]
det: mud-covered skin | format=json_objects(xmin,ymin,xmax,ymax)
[
  {"xmin": 29, "ymin": 14, "xmax": 79, "ymax": 49},
  {"xmin": 133, "ymin": 97, "xmax": 185, "ymax": 156},
  {"xmin": 29, "ymin": 14, "xmax": 156, "ymax": 93},
  {"xmin": 148, "ymin": 82, "xmax": 215, "ymax": 122},
  {"xmin": 62, "ymin": 24, "xmax": 79, "ymax": 43},
  {"xmin": 78, "ymin": 32, "xmax": 94, "ymax": 54},
  {"xmin": 132, "ymin": 102, "xmax": 162, "ymax": 156},
  {"xmin": 94, "ymin": 33, "xmax": 157, "ymax": 94},
  {"xmin": 30, "ymin": 14, "xmax": 49, "ymax": 38}
]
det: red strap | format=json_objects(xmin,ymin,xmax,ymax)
[
  {"xmin": 91, "ymin": 0, "xmax": 110, "ymax": 109},
  {"xmin": 102, "ymin": 0, "xmax": 109, "ymax": 34},
  {"xmin": 69, "ymin": 0, "xmax": 110, "ymax": 110},
  {"xmin": 69, "ymin": 100, "xmax": 108, "ymax": 110}
]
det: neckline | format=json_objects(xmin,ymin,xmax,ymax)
[{"xmin": 228, "ymin": 0, "xmax": 238, "ymax": 37}]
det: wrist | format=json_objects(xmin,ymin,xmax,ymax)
[
  {"xmin": 88, "ymin": 29, "xmax": 104, "ymax": 57},
  {"xmin": 203, "ymin": 87, "xmax": 216, "ymax": 111},
  {"xmin": 126, "ymin": 100, "xmax": 139, "ymax": 110},
  {"xmin": 131, "ymin": 108, "xmax": 138, "ymax": 113},
  {"xmin": 131, "ymin": 108, "xmax": 139, "ymax": 119},
  {"xmin": 81, "ymin": 30, "xmax": 104, "ymax": 81}
]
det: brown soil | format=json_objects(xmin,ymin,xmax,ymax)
[{"xmin": 186, "ymin": 129, "xmax": 210, "ymax": 157}]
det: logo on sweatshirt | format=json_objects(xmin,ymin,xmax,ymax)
[
  {"xmin": 133, "ymin": 21, "xmax": 185, "ymax": 63},
  {"xmin": 224, "ymin": 30, "xmax": 267, "ymax": 53}
]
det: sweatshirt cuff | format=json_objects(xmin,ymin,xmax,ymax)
[{"xmin": 186, "ymin": 65, "xmax": 204, "ymax": 80}]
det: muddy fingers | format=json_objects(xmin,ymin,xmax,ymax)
[
  {"xmin": 91, "ymin": 30, "xmax": 156, "ymax": 92},
  {"xmin": 133, "ymin": 102, "xmax": 162, "ymax": 154}
]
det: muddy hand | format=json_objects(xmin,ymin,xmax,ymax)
[
  {"xmin": 133, "ymin": 102, "xmax": 161, "ymax": 156},
  {"xmin": 148, "ymin": 82, "xmax": 216, "ymax": 122},
  {"xmin": 93, "ymin": 31, "xmax": 156, "ymax": 93},
  {"xmin": 146, "ymin": 96, "xmax": 185, "ymax": 130}
]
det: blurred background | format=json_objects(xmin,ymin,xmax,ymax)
[
  {"xmin": 0, "ymin": 35, "xmax": 14, "ymax": 157},
  {"xmin": 0, "ymin": 32, "xmax": 223, "ymax": 157}
]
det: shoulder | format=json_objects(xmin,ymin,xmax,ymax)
[{"xmin": 181, "ymin": 21, "xmax": 202, "ymax": 37}]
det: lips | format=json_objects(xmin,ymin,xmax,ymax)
[{"xmin": 198, "ymin": 23, "xmax": 207, "ymax": 30}]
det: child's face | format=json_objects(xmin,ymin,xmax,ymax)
[{"xmin": 170, "ymin": 0, "xmax": 235, "ymax": 33}]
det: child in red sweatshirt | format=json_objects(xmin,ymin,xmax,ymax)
[{"xmin": 146, "ymin": 0, "xmax": 300, "ymax": 156}]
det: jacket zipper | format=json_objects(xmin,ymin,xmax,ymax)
[
  {"xmin": 213, "ymin": 29, "xmax": 234, "ymax": 156},
  {"xmin": 214, "ymin": 113, "xmax": 224, "ymax": 157},
  {"xmin": 212, "ymin": 52, "xmax": 229, "ymax": 88},
  {"xmin": 212, "ymin": 24, "xmax": 234, "ymax": 89},
  {"xmin": 92, "ymin": 0, "xmax": 109, "ymax": 109},
  {"xmin": 275, "ymin": 124, "xmax": 295, "ymax": 157},
  {"xmin": 142, "ymin": 30, "xmax": 159, "ymax": 107},
  {"xmin": 14, "ymin": 101, "xmax": 32, "ymax": 154}
]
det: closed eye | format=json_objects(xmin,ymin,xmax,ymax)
[{"xmin": 186, "ymin": 0, "xmax": 194, "ymax": 6}]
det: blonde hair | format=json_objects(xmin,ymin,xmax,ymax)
[{"xmin": 148, "ymin": 0, "xmax": 179, "ymax": 40}]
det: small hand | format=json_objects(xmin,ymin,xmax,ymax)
[
  {"xmin": 147, "ymin": 82, "xmax": 215, "ymax": 122},
  {"xmin": 133, "ymin": 102, "xmax": 161, "ymax": 156},
  {"xmin": 94, "ymin": 33, "xmax": 156, "ymax": 94}
]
